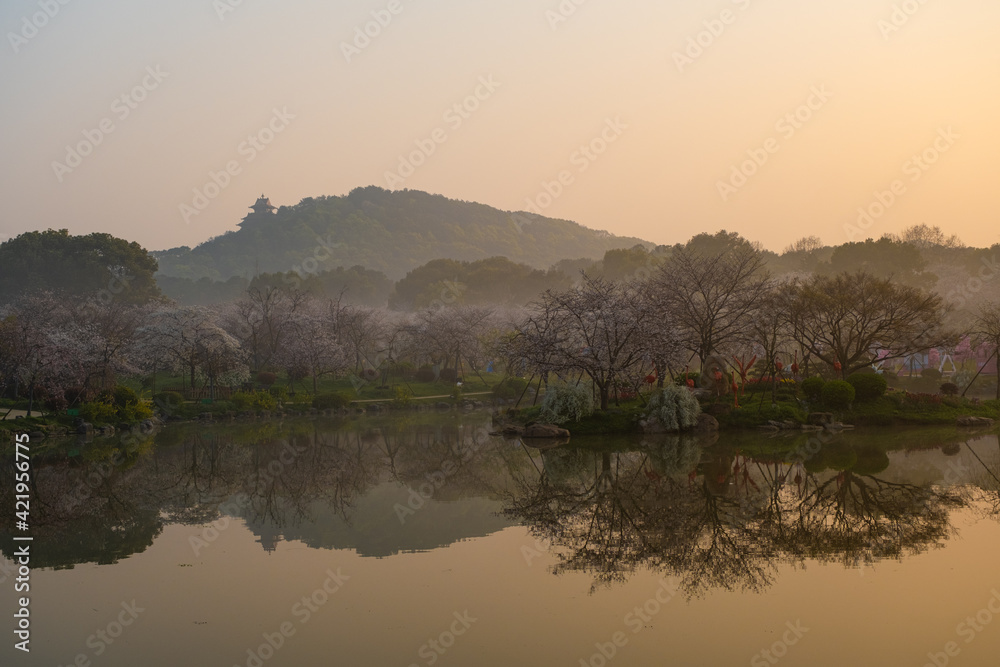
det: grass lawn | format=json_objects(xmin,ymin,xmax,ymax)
[{"xmin": 131, "ymin": 370, "xmax": 505, "ymax": 403}]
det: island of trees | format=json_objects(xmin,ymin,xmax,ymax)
[{"xmin": 1, "ymin": 200, "xmax": 999, "ymax": 435}]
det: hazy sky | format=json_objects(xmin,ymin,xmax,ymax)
[{"xmin": 1, "ymin": 0, "xmax": 998, "ymax": 253}]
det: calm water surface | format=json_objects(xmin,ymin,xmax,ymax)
[{"xmin": 2, "ymin": 412, "xmax": 1000, "ymax": 666}]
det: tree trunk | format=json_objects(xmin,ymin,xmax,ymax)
[
  {"xmin": 771, "ymin": 362, "xmax": 778, "ymax": 405},
  {"xmin": 599, "ymin": 383, "xmax": 609, "ymax": 411}
]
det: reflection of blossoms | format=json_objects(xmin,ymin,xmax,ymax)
[{"xmin": 642, "ymin": 435, "xmax": 701, "ymax": 476}]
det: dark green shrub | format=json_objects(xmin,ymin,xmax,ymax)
[
  {"xmin": 940, "ymin": 382, "xmax": 959, "ymax": 396},
  {"xmin": 492, "ymin": 377, "xmax": 528, "ymax": 400},
  {"xmin": 313, "ymin": 392, "xmax": 351, "ymax": 410},
  {"xmin": 415, "ymin": 366, "xmax": 436, "ymax": 383},
  {"xmin": 83, "ymin": 385, "xmax": 153, "ymax": 423},
  {"xmin": 153, "ymin": 391, "xmax": 186, "ymax": 412},
  {"xmin": 801, "ymin": 376, "xmax": 826, "ymax": 402},
  {"xmin": 107, "ymin": 385, "xmax": 141, "ymax": 408},
  {"xmin": 80, "ymin": 401, "xmax": 118, "ymax": 424},
  {"xmin": 268, "ymin": 385, "xmax": 288, "ymax": 403},
  {"xmin": 821, "ymin": 380, "xmax": 855, "ymax": 409},
  {"xmin": 257, "ymin": 371, "xmax": 277, "ymax": 387},
  {"xmin": 439, "ymin": 368, "xmax": 458, "ymax": 382},
  {"xmin": 847, "ymin": 373, "xmax": 888, "ymax": 402},
  {"xmin": 921, "ymin": 368, "xmax": 942, "ymax": 382},
  {"xmin": 231, "ymin": 391, "xmax": 277, "ymax": 412}
]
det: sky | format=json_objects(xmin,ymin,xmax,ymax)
[{"xmin": 1, "ymin": 0, "xmax": 998, "ymax": 254}]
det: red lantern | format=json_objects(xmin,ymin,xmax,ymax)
[
  {"xmin": 791, "ymin": 363, "xmax": 799, "ymax": 374},
  {"xmin": 644, "ymin": 374, "xmax": 656, "ymax": 384},
  {"xmin": 686, "ymin": 378, "xmax": 695, "ymax": 388},
  {"xmin": 775, "ymin": 361, "xmax": 784, "ymax": 371},
  {"xmin": 834, "ymin": 361, "xmax": 842, "ymax": 372}
]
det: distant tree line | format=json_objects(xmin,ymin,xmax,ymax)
[{"xmin": 4, "ymin": 224, "xmax": 1000, "ymax": 414}]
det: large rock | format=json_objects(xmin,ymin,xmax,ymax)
[
  {"xmin": 639, "ymin": 418, "xmax": 673, "ymax": 434},
  {"xmin": 957, "ymin": 416, "xmax": 995, "ymax": 428},
  {"xmin": 523, "ymin": 424, "xmax": 571, "ymax": 439},
  {"xmin": 807, "ymin": 412, "xmax": 834, "ymax": 426},
  {"xmin": 694, "ymin": 414, "xmax": 720, "ymax": 432}
]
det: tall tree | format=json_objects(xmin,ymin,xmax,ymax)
[
  {"xmin": 225, "ymin": 286, "xmax": 306, "ymax": 372},
  {"xmin": 0, "ymin": 230, "xmax": 161, "ymax": 305},
  {"xmin": 0, "ymin": 294, "xmax": 87, "ymax": 415},
  {"xmin": 822, "ymin": 237, "xmax": 935, "ymax": 289},
  {"xmin": 787, "ymin": 272, "xmax": 950, "ymax": 378},
  {"xmin": 970, "ymin": 302, "xmax": 1000, "ymax": 399},
  {"xmin": 522, "ymin": 276, "xmax": 653, "ymax": 410},
  {"xmin": 652, "ymin": 232, "xmax": 771, "ymax": 370},
  {"xmin": 138, "ymin": 307, "xmax": 247, "ymax": 393}
]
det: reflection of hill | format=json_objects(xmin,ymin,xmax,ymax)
[
  {"xmin": 239, "ymin": 484, "xmax": 511, "ymax": 557},
  {"xmin": 1, "ymin": 414, "xmax": 525, "ymax": 568},
  {"xmin": 0, "ymin": 511, "xmax": 162, "ymax": 569}
]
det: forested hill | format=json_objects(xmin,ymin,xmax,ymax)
[{"xmin": 153, "ymin": 186, "xmax": 649, "ymax": 280}]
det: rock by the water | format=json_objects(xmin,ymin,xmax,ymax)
[
  {"xmin": 695, "ymin": 414, "xmax": 720, "ymax": 432},
  {"xmin": 523, "ymin": 424, "xmax": 571, "ymax": 438},
  {"xmin": 957, "ymin": 416, "xmax": 995, "ymax": 427}
]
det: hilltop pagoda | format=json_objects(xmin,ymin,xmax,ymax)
[{"xmin": 240, "ymin": 194, "xmax": 277, "ymax": 226}]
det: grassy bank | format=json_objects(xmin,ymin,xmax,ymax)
[{"xmin": 503, "ymin": 387, "xmax": 1000, "ymax": 435}]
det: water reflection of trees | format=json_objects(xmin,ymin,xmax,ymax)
[
  {"xmin": 0, "ymin": 417, "xmax": 517, "ymax": 566},
  {"xmin": 3, "ymin": 421, "xmax": 998, "ymax": 585},
  {"xmin": 958, "ymin": 436, "xmax": 1000, "ymax": 520},
  {"xmin": 501, "ymin": 435, "xmax": 969, "ymax": 596}
]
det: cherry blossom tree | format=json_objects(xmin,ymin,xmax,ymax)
[
  {"xmin": 0, "ymin": 293, "xmax": 89, "ymax": 414},
  {"xmin": 276, "ymin": 302, "xmax": 347, "ymax": 394},
  {"xmin": 137, "ymin": 307, "xmax": 248, "ymax": 396},
  {"xmin": 521, "ymin": 276, "xmax": 655, "ymax": 410}
]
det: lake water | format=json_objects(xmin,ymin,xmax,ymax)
[{"xmin": 2, "ymin": 412, "xmax": 1000, "ymax": 666}]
